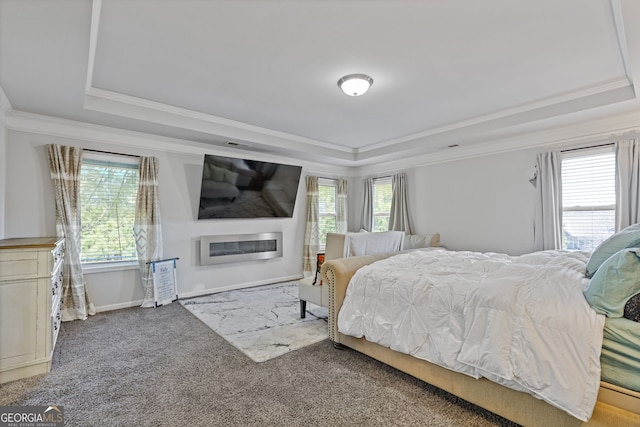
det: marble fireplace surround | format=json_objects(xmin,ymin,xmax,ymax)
[{"xmin": 200, "ymin": 232, "xmax": 283, "ymax": 265}]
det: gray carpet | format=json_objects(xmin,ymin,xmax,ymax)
[{"xmin": 0, "ymin": 303, "xmax": 520, "ymax": 426}]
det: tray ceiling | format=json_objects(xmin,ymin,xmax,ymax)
[{"xmin": 1, "ymin": 0, "xmax": 639, "ymax": 166}]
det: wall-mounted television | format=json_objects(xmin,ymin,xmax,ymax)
[{"xmin": 197, "ymin": 154, "xmax": 303, "ymax": 219}]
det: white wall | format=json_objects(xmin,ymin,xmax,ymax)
[
  {"xmin": 5, "ymin": 129, "xmax": 348, "ymax": 311},
  {"xmin": 348, "ymin": 149, "xmax": 555, "ymax": 256},
  {"xmin": 409, "ymin": 150, "xmax": 538, "ymax": 255}
]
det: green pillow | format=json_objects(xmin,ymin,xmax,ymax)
[
  {"xmin": 584, "ymin": 248, "xmax": 640, "ymax": 317},
  {"xmin": 585, "ymin": 223, "xmax": 640, "ymax": 278}
]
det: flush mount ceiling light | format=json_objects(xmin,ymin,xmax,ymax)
[{"xmin": 337, "ymin": 74, "xmax": 374, "ymax": 96}]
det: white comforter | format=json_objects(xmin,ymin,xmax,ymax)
[{"xmin": 337, "ymin": 248, "xmax": 605, "ymax": 421}]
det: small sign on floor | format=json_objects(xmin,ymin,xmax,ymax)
[{"xmin": 150, "ymin": 258, "xmax": 179, "ymax": 307}]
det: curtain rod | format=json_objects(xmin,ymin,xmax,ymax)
[
  {"xmin": 83, "ymin": 148, "xmax": 140, "ymax": 158},
  {"xmin": 560, "ymin": 142, "xmax": 613, "ymax": 153}
]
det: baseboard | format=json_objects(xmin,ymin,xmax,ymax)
[
  {"xmin": 94, "ymin": 300, "xmax": 144, "ymax": 313},
  {"xmin": 92, "ymin": 276, "xmax": 304, "ymax": 312},
  {"xmin": 178, "ymin": 275, "xmax": 303, "ymax": 300}
]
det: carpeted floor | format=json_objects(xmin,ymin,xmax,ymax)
[{"xmin": 0, "ymin": 302, "xmax": 520, "ymax": 427}]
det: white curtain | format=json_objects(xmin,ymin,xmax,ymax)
[
  {"xmin": 47, "ymin": 144, "xmax": 96, "ymax": 321},
  {"xmin": 533, "ymin": 151, "xmax": 562, "ymax": 251},
  {"xmin": 336, "ymin": 179, "xmax": 348, "ymax": 233},
  {"xmin": 615, "ymin": 137, "xmax": 640, "ymax": 231},
  {"xmin": 389, "ymin": 172, "xmax": 414, "ymax": 234},
  {"xmin": 360, "ymin": 178, "xmax": 373, "ymax": 231},
  {"xmin": 134, "ymin": 156, "xmax": 163, "ymax": 308},
  {"xmin": 303, "ymin": 175, "xmax": 320, "ymax": 275}
]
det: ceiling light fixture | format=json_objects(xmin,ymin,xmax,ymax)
[{"xmin": 337, "ymin": 74, "xmax": 373, "ymax": 96}]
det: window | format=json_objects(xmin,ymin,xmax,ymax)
[
  {"xmin": 373, "ymin": 177, "xmax": 392, "ymax": 232},
  {"xmin": 561, "ymin": 147, "xmax": 615, "ymax": 251},
  {"xmin": 318, "ymin": 178, "xmax": 337, "ymax": 249},
  {"xmin": 79, "ymin": 153, "xmax": 139, "ymax": 263}
]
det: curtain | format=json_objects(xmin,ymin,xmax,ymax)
[
  {"xmin": 336, "ymin": 179, "xmax": 348, "ymax": 233},
  {"xmin": 303, "ymin": 175, "xmax": 320, "ymax": 275},
  {"xmin": 533, "ymin": 151, "xmax": 562, "ymax": 251},
  {"xmin": 134, "ymin": 156, "xmax": 163, "ymax": 308},
  {"xmin": 360, "ymin": 178, "xmax": 373, "ymax": 231},
  {"xmin": 47, "ymin": 144, "xmax": 96, "ymax": 321},
  {"xmin": 615, "ymin": 137, "xmax": 640, "ymax": 231},
  {"xmin": 389, "ymin": 172, "xmax": 414, "ymax": 234}
]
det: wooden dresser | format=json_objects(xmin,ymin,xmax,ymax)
[{"xmin": 0, "ymin": 237, "xmax": 64, "ymax": 383}]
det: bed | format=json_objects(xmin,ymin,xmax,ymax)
[{"xmin": 320, "ymin": 230, "xmax": 640, "ymax": 427}]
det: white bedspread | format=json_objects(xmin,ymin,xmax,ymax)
[{"xmin": 337, "ymin": 248, "xmax": 605, "ymax": 421}]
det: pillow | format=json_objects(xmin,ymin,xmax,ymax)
[
  {"xmin": 402, "ymin": 233, "xmax": 440, "ymax": 250},
  {"xmin": 585, "ymin": 223, "xmax": 640, "ymax": 278},
  {"xmin": 584, "ymin": 248, "xmax": 640, "ymax": 317},
  {"xmin": 206, "ymin": 164, "xmax": 226, "ymax": 182},
  {"xmin": 223, "ymin": 169, "xmax": 238, "ymax": 185},
  {"xmin": 624, "ymin": 292, "xmax": 640, "ymax": 322}
]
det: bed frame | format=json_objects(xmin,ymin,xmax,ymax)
[{"xmin": 321, "ymin": 253, "xmax": 640, "ymax": 427}]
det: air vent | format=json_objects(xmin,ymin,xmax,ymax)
[{"xmin": 225, "ymin": 141, "xmax": 250, "ymax": 148}]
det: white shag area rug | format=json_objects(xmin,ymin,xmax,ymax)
[{"xmin": 180, "ymin": 281, "xmax": 328, "ymax": 362}]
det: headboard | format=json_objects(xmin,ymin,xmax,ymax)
[
  {"xmin": 325, "ymin": 231, "xmax": 441, "ymax": 261},
  {"xmin": 325, "ymin": 231, "xmax": 405, "ymax": 260}
]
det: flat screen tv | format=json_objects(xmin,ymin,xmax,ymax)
[{"xmin": 198, "ymin": 154, "xmax": 303, "ymax": 219}]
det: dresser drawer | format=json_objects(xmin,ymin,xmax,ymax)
[
  {"xmin": 0, "ymin": 252, "xmax": 39, "ymax": 280},
  {"xmin": 51, "ymin": 266, "xmax": 63, "ymax": 300},
  {"xmin": 51, "ymin": 242, "xmax": 64, "ymax": 268},
  {"xmin": 51, "ymin": 299, "xmax": 62, "ymax": 352}
]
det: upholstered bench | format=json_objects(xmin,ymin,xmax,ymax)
[{"xmin": 298, "ymin": 276, "xmax": 328, "ymax": 318}]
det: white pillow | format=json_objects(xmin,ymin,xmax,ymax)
[{"xmin": 403, "ymin": 233, "xmax": 440, "ymax": 250}]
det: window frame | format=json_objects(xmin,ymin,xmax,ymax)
[{"xmin": 79, "ymin": 151, "xmax": 140, "ymax": 267}]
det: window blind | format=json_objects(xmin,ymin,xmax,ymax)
[
  {"xmin": 318, "ymin": 179, "xmax": 337, "ymax": 247},
  {"xmin": 561, "ymin": 149, "xmax": 615, "ymax": 251},
  {"xmin": 80, "ymin": 158, "xmax": 140, "ymax": 263},
  {"xmin": 373, "ymin": 177, "xmax": 392, "ymax": 232}
]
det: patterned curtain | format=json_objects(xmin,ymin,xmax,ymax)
[
  {"xmin": 47, "ymin": 144, "xmax": 96, "ymax": 321},
  {"xmin": 615, "ymin": 137, "xmax": 640, "ymax": 231},
  {"xmin": 134, "ymin": 156, "xmax": 163, "ymax": 308},
  {"xmin": 303, "ymin": 175, "xmax": 320, "ymax": 275},
  {"xmin": 360, "ymin": 178, "xmax": 373, "ymax": 231},
  {"xmin": 336, "ymin": 179, "xmax": 348, "ymax": 233},
  {"xmin": 389, "ymin": 172, "xmax": 415, "ymax": 234},
  {"xmin": 533, "ymin": 151, "xmax": 562, "ymax": 250}
]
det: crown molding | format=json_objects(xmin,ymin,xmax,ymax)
[
  {"xmin": 359, "ymin": 78, "xmax": 633, "ymax": 155},
  {"xmin": 354, "ymin": 108, "xmax": 640, "ymax": 175},
  {"xmin": 3, "ymin": 110, "xmax": 355, "ymax": 174},
  {"xmin": 4, "ymin": 102, "xmax": 640, "ymax": 178},
  {"xmin": 84, "ymin": 87, "xmax": 355, "ymax": 158}
]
